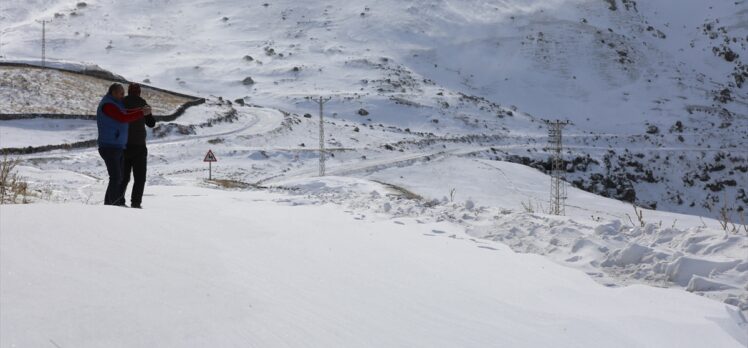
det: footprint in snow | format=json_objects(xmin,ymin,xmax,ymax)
[{"xmin": 469, "ymin": 238, "xmax": 487, "ymax": 244}]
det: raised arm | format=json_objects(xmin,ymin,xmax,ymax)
[
  {"xmin": 102, "ymin": 103, "xmax": 145, "ymax": 123},
  {"xmin": 145, "ymin": 115, "xmax": 157, "ymax": 128}
]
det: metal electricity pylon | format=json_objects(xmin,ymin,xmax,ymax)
[
  {"xmin": 36, "ymin": 20, "xmax": 47, "ymax": 67},
  {"xmin": 545, "ymin": 119, "xmax": 569, "ymax": 216},
  {"xmin": 310, "ymin": 96, "xmax": 332, "ymax": 176}
]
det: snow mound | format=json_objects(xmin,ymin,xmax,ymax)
[
  {"xmin": 602, "ymin": 243, "xmax": 658, "ymax": 267},
  {"xmin": 687, "ymin": 276, "xmax": 738, "ymax": 292},
  {"xmin": 594, "ymin": 220, "xmax": 622, "ymax": 236},
  {"xmin": 666, "ymin": 257, "xmax": 742, "ymax": 287}
]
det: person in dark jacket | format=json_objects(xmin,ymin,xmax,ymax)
[
  {"xmin": 97, "ymin": 83, "xmax": 151, "ymax": 206},
  {"xmin": 116, "ymin": 83, "xmax": 156, "ymax": 208}
]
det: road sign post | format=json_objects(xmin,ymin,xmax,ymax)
[{"xmin": 203, "ymin": 149, "xmax": 217, "ymax": 180}]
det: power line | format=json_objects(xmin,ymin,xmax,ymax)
[{"xmin": 544, "ymin": 119, "xmax": 569, "ymax": 216}]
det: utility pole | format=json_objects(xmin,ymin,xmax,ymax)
[
  {"xmin": 310, "ymin": 96, "xmax": 332, "ymax": 176},
  {"xmin": 36, "ymin": 20, "xmax": 47, "ymax": 67},
  {"xmin": 545, "ymin": 119, "xmax": 569, "ymax": 216}
]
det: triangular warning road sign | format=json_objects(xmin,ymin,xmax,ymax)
[{"xmin": 203, "ymin": 150, "xmax": 217, "ymax": 162}]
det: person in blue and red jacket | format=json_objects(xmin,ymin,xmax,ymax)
[{"xmin": 96, "ymin": 83, "xmax": 151, "ymax": 206}]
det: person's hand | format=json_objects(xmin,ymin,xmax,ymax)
[{"xmin": 142, "ymin": 106, "xmax": 152, "ymax": 115}]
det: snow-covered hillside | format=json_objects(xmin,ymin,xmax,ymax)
[
  {"xmin": 1, "ymin": 0, "xmax": 747, "ymax": 216},
  {"xmin": 0, "ymin": 65, "xmax": 193, "ymax": 115}
]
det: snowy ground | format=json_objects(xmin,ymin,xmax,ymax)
[
  {"xmin": 1, "ymin": 185, "xmax": 746, "ymax": 348},
  {"xmin": 1, "ymin": 0, "xmax": 748, "ymax": 346}
]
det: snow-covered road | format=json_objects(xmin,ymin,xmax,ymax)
[{"xmin": 0, "ymin": 104, "xmax": 285, "ymax": 150}]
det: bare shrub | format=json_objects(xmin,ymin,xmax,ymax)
[
  {"xmin": 626, "ymin": 204, "xmax": 645, "ymax": 228},
  {"xmin": 521, "ymin": 199, "xmax": 535, "ymax": 213},
  {"xmin": 716, "ymin": 192, "xmax": 746, "ymax": 234},
  {"xmin": 0, "ymin": 154, "xmax": 29, "ymax": 204},
  {"xmin": 521, "ymin": 198, "xmax": 547, "ymax": 214}
]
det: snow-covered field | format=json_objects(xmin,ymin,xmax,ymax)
[
  {"xmin": 1, "ymin": 0, "xmax": 748, "ymax": 346},
  {"xmin": 2, "ymin": 185, "xmax": 746, "ymax": 347}
]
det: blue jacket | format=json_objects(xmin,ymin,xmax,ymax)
[{"xmin": 96, "ymin": 95, "xmax": 129, "ymax": 149}]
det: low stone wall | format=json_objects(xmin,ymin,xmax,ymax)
[
  {"xmin": 2, "ymin": 140, "xmax": 98, "ymax": 155},
  {"xmin": 0, "ymin": 98, "xmax": 205, "ymax": 122}
]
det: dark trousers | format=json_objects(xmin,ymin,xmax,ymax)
[
  {"xmin": 118, "ymin": 145, "xmax": 148, "ymax": 206},
  {"xmin": 98, "ymin": 147, "xmax": 125, "ymax": 205}
]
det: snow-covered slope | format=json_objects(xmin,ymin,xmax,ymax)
[
  {"xmin": 0, "ymin": 65, "xmax": 193, "ymax": 115},
  {"xmin": 1, "ymin": 185, "xmax": 746, "ymax": 347},
  {"xmin": 1, "ymin": 0, "xmax": 746, "ymax": 216}
]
